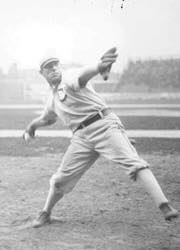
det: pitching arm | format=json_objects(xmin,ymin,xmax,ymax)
[
  {"xmin": 78, "ymin": 47, "xmax": 118, "ymax": 88},
  {"xmin": 78, "ymin": 66, "xmax": 100, "ymax": 88},
  {"xmin": 23, "ymin": 110, "xmax": 57, "ymax": 140}
]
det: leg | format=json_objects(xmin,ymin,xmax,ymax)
[
  {"xmin": 32, "ymin": 136, "xmax": 99, "ymax": 227},
  {"xmin": 137, "ymin": 168, "xmax": 178, "ymax": 220},
  {"xmin": 94, "ymin": 115, "xmax": 178, "ymax": 220},
  {"xmin": 43, "ymin": 182, "xmax": 64, "ymax": 214},
  {"xmin": 137, "ymin": 168, "xmax": 168, "ymax": 207}
]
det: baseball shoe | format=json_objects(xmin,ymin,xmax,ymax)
[
  {"xmin": 159, "ymin": 202, "xmax": 179, "ymax": 221},
  {"xmin": 32, "ymin": 211, "xmax": 51, "ymax": 228}
]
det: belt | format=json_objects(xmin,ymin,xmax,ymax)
[{"xmin": 75, "ymin": 108, "xmax": 111, "ymax": 132}]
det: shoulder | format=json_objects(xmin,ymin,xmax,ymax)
[
  {"xmin": 62, "ymin": 68, "xmax": 84, "ymax": 91},
  {"xmin": 40, "ymin": 89, "xmax": 57, "ymax": 119},
  {"xmin": 44, "ymin": 88, "xmax": 55, "ymax": 111}
]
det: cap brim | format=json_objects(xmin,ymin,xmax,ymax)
[{"xmin": 40, "ymin": 57, "xmax": 59, "ymax": 69}]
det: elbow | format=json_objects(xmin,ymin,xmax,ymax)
[
  {"xmin": 78, "ymin": 76, "xmax": 87, "ymax": 88},
  {"xmin": 47, "ymin": 118, "xmax": 57, "ymax": 125},
  {"xmin": 43, "ymin": 116, "xmax": 57, "ymax": 126}
]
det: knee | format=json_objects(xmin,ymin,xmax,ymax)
[
  {"xmin": 128, "ymin": 165, "xmax": 149, "ymax": 181},
  {"xmin": 50, "ymin": 174, "xmax": 65, "ymax": 192},
  {"xmin": 50, "ymin": 173, "xmax": 75, "ymax": 194}
]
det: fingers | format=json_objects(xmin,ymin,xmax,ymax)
[
  {"xmin": 98, "ymin": 58, "xmax": 116, "ymax": 74},
  {"xmin": 101, "ymin": 57, "xmax": 117, "ymax": 64},
  {"xmin": 101, "ymin": 53, "xmax": 118, "ymax": 68},
  {"xmin": 23, "ymin": 132, "xmax": 31, "ymax": 141},
  {"xmin": 23, "ymin": 131, "xmax": 34, "ymax": 141},
  {"xmin": 101, "ymin": 58, "xmax": 117, "ymax": 69},
  {"xmin": 104, "ymin": 47, "xmax": 117, "ymax": 55},
  {"xmin": 101, "ymin": 53, "xmax": 118, "ymax": 60},
  {"xmin": 101, "ymin": 61, "xmax": 114, "ymax": 69},
  {"xmin": 99, "ymin": 47, "xmax": 118, "ymax": 79},
  {"xmin": 101, "ymin": 47, "xmax": 118, "ymax": 59}
]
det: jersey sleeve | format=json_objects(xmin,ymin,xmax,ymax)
[{"xmin": 41, "ymin": 90, "xmax": 57, "ymax": 120}]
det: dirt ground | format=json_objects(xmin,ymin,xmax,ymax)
[{"xmin": 1, "ymin": 137, "xmax": 180, "ymax": 250}]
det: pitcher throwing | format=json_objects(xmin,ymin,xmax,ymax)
[{"xmin": 23, "ymin": 47, "xmax": 178, "ymax": 227}]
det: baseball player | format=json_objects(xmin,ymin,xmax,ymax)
[{"xmin": 23, "ymin": 48, "xmax": 178, "ymax": 228}]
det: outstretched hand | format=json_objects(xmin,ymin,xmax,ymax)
[
  {"xmin": 98, "ymin": 47, "xmax": 118, "ymax": 80},
  {"xmin": 22, "ymin": 127, "xmax": 35, "ymax": 141}
]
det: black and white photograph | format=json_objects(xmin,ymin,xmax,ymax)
[{"xmin": 0, "ymin": 0, "xmax": 180, "ymax": 249}]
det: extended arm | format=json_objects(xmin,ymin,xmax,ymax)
[
  {"xmin": 78, "ymin": 47, "xmax": 118, "ymax": 88},
  {"xmin": 23, "ymin": 110, "xmax": 57, "ymax": 140},
  {"xmin": 78, "ymin": 65, "xmax": 99, "ymax": 88}
]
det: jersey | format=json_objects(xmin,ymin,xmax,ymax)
[{"xmin": 43, "ymin": 68, "xmax": 109, "ymax": 132}]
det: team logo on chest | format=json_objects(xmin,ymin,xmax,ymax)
[{"xmin": 57, "ymin": 88, "xmax": 67, "ymax": 102}]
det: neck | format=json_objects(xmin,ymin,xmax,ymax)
[
  {"xmin": 51, "ymin": 84, "xmax": 59, "ymax": 93},
  {"xmin": 48, "ymin": 81, "xmax": 60, "ymax": 91}
]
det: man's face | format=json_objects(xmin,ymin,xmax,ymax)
[{"xmin": 41, "ymin": 61, "xmax": 62, "ymax": 88}]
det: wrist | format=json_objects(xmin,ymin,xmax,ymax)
[
  {"xmin": 26, "ymin": 125, "xmax": 36, "ymax": 136},
  {"xmin": 97, "ymin": 62, "xmax": 103, "ymax": 74}
]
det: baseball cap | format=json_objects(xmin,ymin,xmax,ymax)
[{"xmin": 40, "ymin": 57, "xmax": 59, "ymax": 70}]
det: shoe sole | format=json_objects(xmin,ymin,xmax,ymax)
[
  {"xmin": 32, "ymin": 219, "xmax": 51, "ymax": 228},
  {"xmin": 165, "ymin": 211, "xmax": 179, "ymax": 221}
]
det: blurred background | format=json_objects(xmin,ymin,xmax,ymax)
[{"xmin": 0, "ymin": 0, "xmax": 180, "ymax": 104}]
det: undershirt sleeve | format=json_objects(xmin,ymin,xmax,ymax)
[{"xmin": 41, "ymin": 90, "xmax": 57, "ymax": 120}]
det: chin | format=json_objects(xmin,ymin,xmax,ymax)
[{"xmin": 50, "ymin": 77, "xmax": 62, "ymax": 87}]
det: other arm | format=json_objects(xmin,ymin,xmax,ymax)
[{"xmin": 23, "ymin": 110, "xmax": 57, "ymax": 140}]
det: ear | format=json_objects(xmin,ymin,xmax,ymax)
[{"xmin": 39, "ymin": 69, "xmax": 43, "ymax": 75}]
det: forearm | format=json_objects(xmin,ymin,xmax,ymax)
[
  {"xmin": 26, "ymin": 116, "xmax": 56, "ymax": 131},
  {"xmin": 78, "ymin": 65, "xmax": 99, "ymax": 88}
]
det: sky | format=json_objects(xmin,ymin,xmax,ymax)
[{"xmin": 0, "ymin": 0, "xmax": 180, "ymax": 72}]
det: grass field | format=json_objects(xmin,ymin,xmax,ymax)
[{"xmin": 1, "ymin": 104, "xmax": 180, "ymax": 249}]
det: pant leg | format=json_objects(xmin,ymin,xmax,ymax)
[
  {"xmin": 91, "ymin": 113, "xmax": 149, "ymax": 180},
  {"xmin": 50, "ymin": 134, "xmax": 99, "ymax": 194},
  {"xmin": 80, "ymin": 113, "xmax": 169, "ymax": 208}
]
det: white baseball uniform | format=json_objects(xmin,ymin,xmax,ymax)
[{"xmin": 43, "ymin": 69, "xmax": 149, "ymax": 194}]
